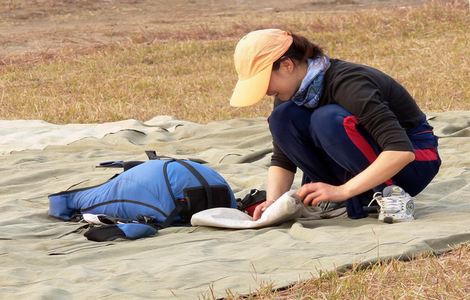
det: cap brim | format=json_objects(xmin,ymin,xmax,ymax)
[{"xmin": 230, "ymin": 65, "xmax": 272, "ymax": 107}]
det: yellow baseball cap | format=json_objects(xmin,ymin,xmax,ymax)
[{"xmin": 230, "ymin": 29, "xmax": 293, "ymax": 107}]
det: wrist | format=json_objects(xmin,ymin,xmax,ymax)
[{"xmin": 340, "ymin": 183, "xmax": 355, "ymax": 199}]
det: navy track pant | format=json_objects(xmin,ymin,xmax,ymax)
[{"xmin": 269, "ymin": 103, "xmax": 441, "ymax": 219}]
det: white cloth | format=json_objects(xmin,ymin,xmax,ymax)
[
  {"xmin": 82, "ymin": 213, "xmax": 119, "ymax": 225},
  {"xmin": 191, "ymin": 190, "xmax": 304, "ymax": 229}
]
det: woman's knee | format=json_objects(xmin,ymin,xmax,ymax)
[
  {"xmin": 395, "ymin": 160, "xmax": 441, "ymax": 196},
  {"xmin": 310, "ymin": 104, "xmax": 351, "ymax": 138},
  {"xmin": 268, "ymin": 101, "xmax": 304, "ymax": 138}
]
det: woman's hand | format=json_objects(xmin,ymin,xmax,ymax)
[
  {"xmin": 252, "ymin": 200, "xmax": 274, "ymax": 221},
  {"xmin": 295, "ymin": 151, "xmax": 415, "ymax": 207},
  {"xmin": 257, "ymin": 166, "xmax": 295, "ymax": 221},
  {"xmin": 296, "ymin": 182, "xmax": 351, "ymax": 206}
]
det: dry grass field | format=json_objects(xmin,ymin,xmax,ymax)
[
  {"xmin": 1, "ymin": 0, "xmax": 469, "ymax": 298},
  {"xmin": 235, "ymin": 243, "xmax": 470, "ymax": 299},
  {"xmin": 1, "ymin": 0, "xmax": 469, "ymax": 124}
]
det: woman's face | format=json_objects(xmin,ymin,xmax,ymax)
[{"xmin": 266, "ymin": 58, "xmax": 304, "ymax": 101}]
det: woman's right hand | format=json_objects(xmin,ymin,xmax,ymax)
[
  {"xmin": 252, "ymin": 200, "xmax": 274, "ymax": 221},
  {"xmin": 255, "ymin": 166, "xmax": 295, "ymax": 221}
]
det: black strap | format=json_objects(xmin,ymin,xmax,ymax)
[
  {"xmin": 163, "ymin": 160, "xmax": 178, "ymax": 205},
  {"xmin": 160, "ymin": 200, "xmax": 185, "ymax": 228},
  {"xmin": 160, "ymin": 159, "xmax": 213, "ymax": 228},
  {"xmin": 81, "ymin": 199, "xmax": 168, "ymax": 218},
  {"xmin": 84, "ymin": 225, "xmax": 126, "ymax": 242},
  {"xmin": 237, "ymin": 189, "xmax": 266, "ymax": 211},
  {"xmin": 174, "ymin": 160, "xmax": 213, "ymax": 207},
  {"xmin": 161, "ymin": 160, "xmax": 182, "ymax": 228}
]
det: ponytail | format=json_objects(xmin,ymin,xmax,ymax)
[{"xmin": 272, "ymin": 32, "xmax": 324, "ymax": 70}]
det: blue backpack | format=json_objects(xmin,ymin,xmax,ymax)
[{"xmin": 48, "ymin": 152, "xmax": 236, "ymax": 241}]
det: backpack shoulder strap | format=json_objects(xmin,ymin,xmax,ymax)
[
  {"xmin": 174, "ymin": 160, "xmax": 213, "ymax": 206},
  {"xmin": 160, "ymin": 159, "xmax": 213, "ymax": 228}
]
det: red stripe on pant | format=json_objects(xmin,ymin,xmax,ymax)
[
  {"xmin": 343, "ymin": 116, "xmax": 394, "ymax": 186},
  {"xmin": 415, "ymin": 148, "xmax": 438, "ymax": 161}
]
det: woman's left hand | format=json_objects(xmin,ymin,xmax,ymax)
[{"xmin": 296, "ymin": 182, "xmax": 350, "ymax": 206}]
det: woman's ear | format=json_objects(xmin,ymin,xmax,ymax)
[{"xmin": 280, "ymin": 58, "xmax": 295, "ymax": 73}]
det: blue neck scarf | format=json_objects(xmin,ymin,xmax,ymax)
[{"xmin": 291, "ymin": 56, "xmax": 330, "ymax": 109}]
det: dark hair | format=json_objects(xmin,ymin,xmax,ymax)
[{"xmin": 272, "ymin": 33, "xmax": 324, "ymax": 70}]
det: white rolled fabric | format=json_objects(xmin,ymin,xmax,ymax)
[{"xmin": 190, "ymin": 190, "xmax": 303, "ymax": 229}]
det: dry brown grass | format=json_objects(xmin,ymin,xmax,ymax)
[
  {"xmin": 1, "ymin": 0, "xmax": 469, "ymax": 124},
  {"xmin": 224, "ymin": 243, "xmax": 470, "ymax": 299}
]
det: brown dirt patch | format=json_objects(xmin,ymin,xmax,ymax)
[{"xmin": 0, "ymin": 0, "xmax": 427, "ymax": 65}]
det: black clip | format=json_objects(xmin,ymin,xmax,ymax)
[{"xmin": 145, "ymin": 150, "xmax": 159, "ymax": 160}]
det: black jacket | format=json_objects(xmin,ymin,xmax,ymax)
[{"xmin": 271, "ymin": 58, "xmax": 425, "ymax": 172}]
